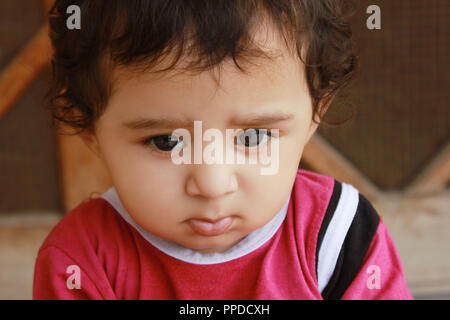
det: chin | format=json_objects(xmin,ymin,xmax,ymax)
[
  {"xmin": 191, "ymin": 233, "xmax": 246, "ymax": 253},
  {"xmin": 179, "ymin": 235, "xmax": 228, "ymax": 252}
]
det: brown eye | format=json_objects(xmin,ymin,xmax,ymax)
[
  {"xmin": 145, "ymin": 135, "xmax": 183, "ymax": 152},
  {"xmin": 235, "ymin": 129, "xmax": 271, "ymax": 147}
]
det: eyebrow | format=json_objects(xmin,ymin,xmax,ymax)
[
  {"xmin": 122, "ymin": 112, "xmax": 295, "ymax": 130},
  {"xmin": 231, "ymin": 112, "xmax": 295, "ymax": 126},
  {"xmin": 122, "ymin": 117, "xmax": 192, "ymax": 130}
]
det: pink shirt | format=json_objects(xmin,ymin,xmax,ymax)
[{"xmin": 33, "ymin": 169, "xmax": 413, "ymax": 299}]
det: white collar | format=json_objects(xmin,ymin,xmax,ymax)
[{"xmin": 100, "ymin": 187, "xmax": 291, "ymax": 265}]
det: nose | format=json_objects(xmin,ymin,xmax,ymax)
[{"xmin": 185, "ymin": 163, "xmax": 238, "ymax": 200}]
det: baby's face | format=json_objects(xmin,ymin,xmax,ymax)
[{"xmin": 88, "ymin": 28, "xmax": 318, "ymax": 253}]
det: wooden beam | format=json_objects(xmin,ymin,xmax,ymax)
[
  {"xmin": 302, "ymin": 134, "xmax": 382, "ymax": 201},
  {"xmin": 0, "ymin": 26, "xmax": 51, "ymax": 120},
  {"xmin": 405, "ymin": 142, "xmax": 450, "ymax": 196}
]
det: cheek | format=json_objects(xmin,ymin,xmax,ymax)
[
  {"xmin": 113, "ymin": 170, "xmax": 185, "ymax": 230},
  {"xmin": 276, "ymin": 136, "xmax": 304, "ymax": 172},
  {"xmin": 239, "ymin": 174, "xmax": 292, "ymax": 230},
  {"xmin": 115, "ymin": 162, "xmax": 181, "ymax": 202},
  {"xmin": 100, "ymin": 152, "xmax": 186, "ymax": 222},
  {"xmin": 100, "ymin": 137, "xmax": 172, "ymax": 187},
  {"xmin": 243, "ymin": 168, "xmax": 290, "ymax": 201}
]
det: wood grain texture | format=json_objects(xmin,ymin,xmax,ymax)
[
  {"xmin": 319, "ymin": 0, "xmax": 450, "ymax": 189},
  {"xmin": 303, "ymin": 134, "xmax": 382, "ymax": 201},
  {"xmin": 0, "ymin": 26, "xmax": 51, "ymax": 120},
  {"xmin": 405, "ymin": 142, "xmax": 450, "ymax": 195}
]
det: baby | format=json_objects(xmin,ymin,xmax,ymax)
[{"xmin": 33, "ymin": 0, "xmax": 413, "ymax": 299}]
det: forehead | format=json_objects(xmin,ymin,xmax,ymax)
[{"xmin": 105, "ymin": 22, "xmax": 308, "ymax": 123}]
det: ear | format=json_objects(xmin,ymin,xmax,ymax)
[{"xmin": 80, "ymin": 129, "xmax": 104, "ymax": 160}]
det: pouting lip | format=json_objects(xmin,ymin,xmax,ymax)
[
  {"xmin": 187, "ymin": 216, "xmax": 234, "ymax": 237},
  {"xmin": 188, "ymin": 216, "xmax": 231, "ymax": 224}
]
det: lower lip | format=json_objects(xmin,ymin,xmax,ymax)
[{"xmin": 187, "ymin": 217, "xmax": 234, "ymax": 237}]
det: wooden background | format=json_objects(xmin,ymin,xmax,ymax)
[
  {"xmin": 0, "ymin": 1, "xmax": 62, "ymax": 213},
  {"xmin": 317, "ymin": 0, "xmax": 449, "ymax": 190}
]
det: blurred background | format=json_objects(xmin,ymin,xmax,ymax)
[{"xmin": 0, "ymin": 0, "xmax": 449, "ymax": 299}]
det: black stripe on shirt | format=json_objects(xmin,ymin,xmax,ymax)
[
  {"xmin": 315, "ymin": 179, "xmax": 342, "ymax": 275},
  {"xmin": 320, "ymin": 192, "xmax": 380, "ymax": 300}
]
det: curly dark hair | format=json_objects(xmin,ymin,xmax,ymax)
[{"xmin": 46, "ymin": 0, "xmax": 357, "ymax": 134}]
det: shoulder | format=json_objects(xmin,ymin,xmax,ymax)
[
  {"xmin": 33, "ymin": 196, "xmax": 129, "ymax": 299},
  {"xmin": 293, "ymin": 170, "xmax": 380, "ymax": 250},
  {"xmin": 291, "ymin": 169, "xmax": 339, "ymax": 246},
  {"xmin": 37, "ymin": 195, "xmax": 130, "ymax": 255},
  {"xmin": 292, "ymin": 169, "xmax": 381, "ymax": 299},
  {"xmin": 294, "ymin": 169, "xmax": 336, "ymax": 195},
  {"xmin": 291, "ymin": 169, "xmax": 337, "ymax": 231},
  {"xmin": 316, "ymin": 181, "xmax": 380, "ymax": 299}
]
